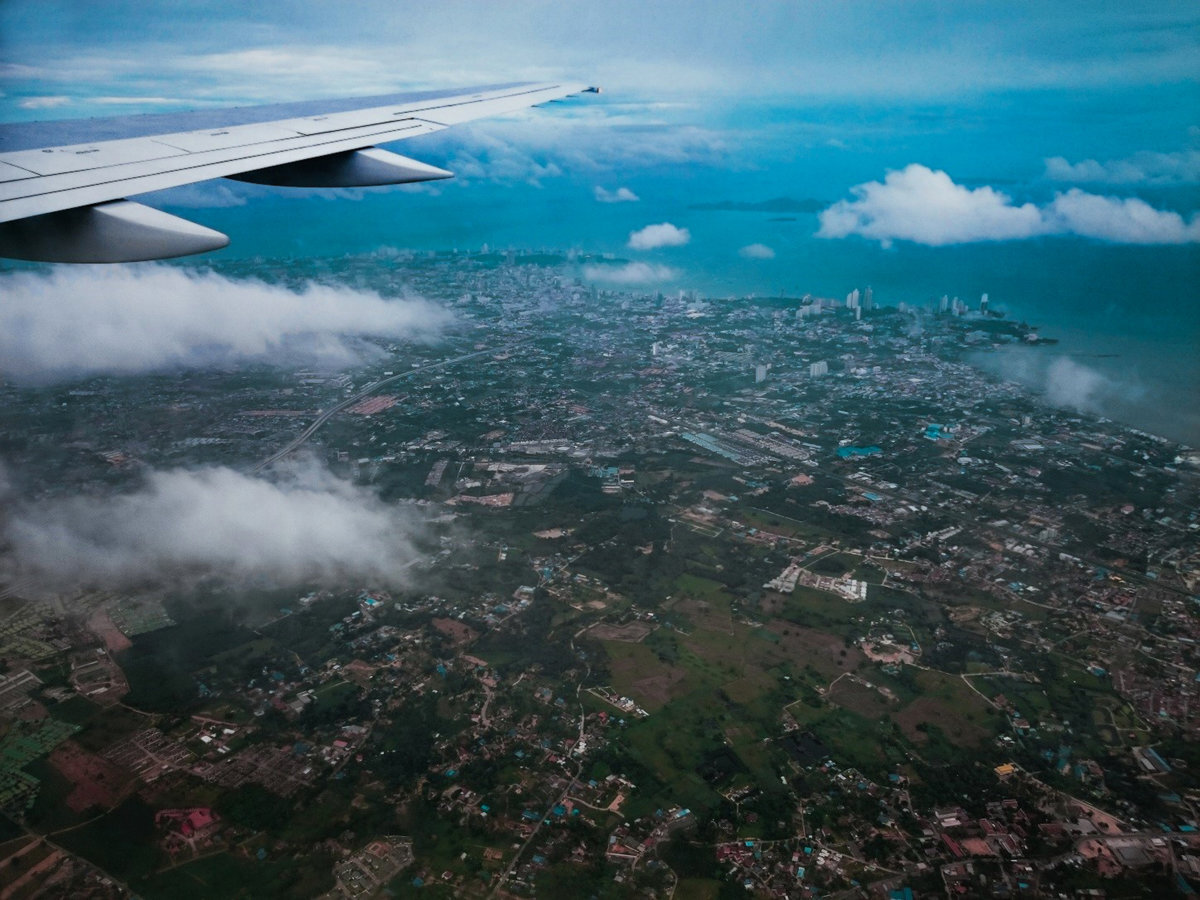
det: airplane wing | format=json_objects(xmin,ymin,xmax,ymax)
[{"xmin": 0, "ymin": 81, "xmax": 595, "ymax": 263}]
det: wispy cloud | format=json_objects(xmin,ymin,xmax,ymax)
[
  {"xmin": 137, "ymin": 182, "xmax": 251, "ymax": 209},
  {"xmin": 628, "ymin": 222, "xmax": 690, "ymax": 250},
  {"xmin": 582, "ymin": 261, "xmax": 679, "ymax": 284},
  {"xmin": 0, "ymin": 265, "xmax": 451, "ymax": 382},
  {"xmin": 980, "ymin": 350, "xmax": 1147, "ymax": 422},
  {"xmin": 18, "ymin": 95, "xmax": 69, "ymax": 109},
  {"xmin": 2, "ymin": 458, "xmax": 431, "ymax": 592},
  {"xmin": 594, "ymin": 186, "xmax": 639, "ymax": 203},
  {"xmin": 1044, "ymin": 150, "xmax": 1200, "ymax": 185},
  {"xmin": 818, "ymin": 164, "xmax": 1200, "ymax": 246},
  {"xmin": 91, "ymin": 95, "xmax": 199, "ymax": 105},
  {"xmin": 739, "ymin": 243, "xmax": 775, "ymax": 259},
  {"xmin": 419, "ymin": 109, "xmax": 732, "ymax": 186}
]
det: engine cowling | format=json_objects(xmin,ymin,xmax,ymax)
[
  {"xmin": 229, "ymin": 147, "xmax": 452, "ymax": 187},
  {"xmin": 0, "ymin": 199, "xmax": 229, "ymax": 263}
]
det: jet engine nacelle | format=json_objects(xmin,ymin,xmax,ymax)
[
  {"xmin": 229, "ymin": 147, "xmax": 452, "ymax": 187},
  {"xmin": 0, "ymin": 199, "xmax": 229, "ymax": 263}
]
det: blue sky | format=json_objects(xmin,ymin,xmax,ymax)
[{"xmin": 1, "ymin": 1, "xmax": 1198, "ymax": 440}]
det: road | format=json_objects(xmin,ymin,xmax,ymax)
[
  {"xmin": 487, "ymin": 651, "xmax": 590, "ymax": 899},
  {"xmin": 254, "ymin": 344, "xmax": 516, "ymax": 472}
]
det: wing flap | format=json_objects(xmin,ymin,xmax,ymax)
[
  {"xmin": 1, "ymin": 136, "xmax": 190, "ymax": 177},
  {"xmin": 149, "ymin": 123, "xmax": 308, "ymax": 153}
]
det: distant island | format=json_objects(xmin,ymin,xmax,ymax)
[{"xmin": 689, "ymin": 196, "xmax": 825, "ymax": 213}]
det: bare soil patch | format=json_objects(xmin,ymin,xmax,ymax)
[
  {"xmin": 86, "ymin": 609, "xmax": 132, "ymax": 653},
  {"xmin": 589, "ymin": 621, "xmax": 653, "ymax": 643},
  {"xmin": 827, "ymin": 677, "xmax": 898, "ymax": 718},
  {"xmin": 630, "ymin": 670, "xmax": 689, "ymax": 709},
  {"xmin": 767, "ymin": 622, "xmax": 864, "ymax": 678},
  {"xmin": 49, "ymin": 740, "xmax": 134, "ymax": 813}
]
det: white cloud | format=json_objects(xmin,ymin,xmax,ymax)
[
  {"xmin": 818, "ymin": 164, "xmax": 1200, "ymax": 246},
  {"xmin": 2, "ymin": 459, "xmax": 430, "ymax": 592},
  {"xmin": 627, "ymin": 222, "xmax": 691, "ymax": 250},
  {"xmin": 1045, "ymin": 189, "xmax": 1200, "ymax": 244},
  {"xmin": 739, "ymin": 243, "xmax": 775, "ymax": 259},
  {"xmin": 18, "ymin": 95, "xmax": 69, "ymax": 109},
  {"xmin": 582, "ymin": 261, "xmax": 679, "ymax": 284},
  {"xmin": 594, "ymin": 186, "xmax": 640, "ymax": 203},
  {"xmin": 817, "ymin": 165, "xmax": 1044, "ymax": 247},
  {"xmin": 1044, "ymin": 150, "xmax": 1200, "ymax": 185},
  {"xmin": 0, "ymin": 265, "xmax": 450, "ymax": 382}
]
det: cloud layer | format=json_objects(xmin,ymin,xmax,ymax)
[
  {"xmin": 627, "ymin": 222, "xmax": 691, "ymax": 250},
  {"xmin": 0, "ymin": 265, "xmax": 450, "ymax": 382},
  {"xmin": 818, "ymin": 164, "xmax": 1200, "ymax": 246},
  {"xmin": 2, "ymin": 460, "xmax": 429, "ymax": 592},
  {"xmin": 582, "ymin": 261, "xmax": 679, "ymax": 284},
  {"xmin": 2, "ymin": 3, "xmax": 1195, "ymax": 111}
]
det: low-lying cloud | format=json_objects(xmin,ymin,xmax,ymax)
[
  {"xmin": 582, "ymin": 261, "xmax": 679, "ymax": 284},
  {"xmin": 739, "ymin": 243, "xmax": 776, "ymax": 259},
  {"xmin": 628, "ymin": 222, "xmax": 690, "ymax": 250},
  {"xmin": 594, "ymin": 186, "xmax": 639, "ymax": 203},
  {"xmin": 0, "ymin": 265, "xmax": 451, "ymax": 382},
  {"xmin": 817, "ymin": 164, "xmax": 1200, "ymax": 246},
  {"xmin": 980, "ymin": 349, "xmax": 1145, "ymax": 419},
  {"xmin": 2, "ymin": 460, "xmax": 430, "ymax": 592}
]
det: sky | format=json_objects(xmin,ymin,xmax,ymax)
[{"xmin": 0, "ymin": 2, "xmax": 1198, "ymax": 589}]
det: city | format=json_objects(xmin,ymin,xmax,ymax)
[{"xmin": 0, "ymin": 249, "xmax": 1197, "ymax": 898}]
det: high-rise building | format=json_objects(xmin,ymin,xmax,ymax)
[
  {"xmin": 755, "ymin": 364, "xmax": 768, "ymax": 383},
  {"xmin": 863, "ymin": 286, "xmax": 874, "ymax": 311},
  {"xmin": 980, "ymin": 293, "xmax": 989, "ymax": 314},
  {"xmin": 846, "ymin": 288, "xmax": 860, "ymax": 309},
  {"xmin": 939, "ymin": 294, "xmax": 949, "ymax": 313},
  {"xmin": 809, "ymin": 361, "xmax": 828, "ymax": 377}
]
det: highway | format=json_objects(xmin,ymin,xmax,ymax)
[{"xmin": 254, "ymin": 344, "xmax": 514, "ymax": 472}]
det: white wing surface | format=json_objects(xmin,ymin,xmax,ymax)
[{"xmin": 0, "ymin": 81, "xmax": 594, "ymax": 262}]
